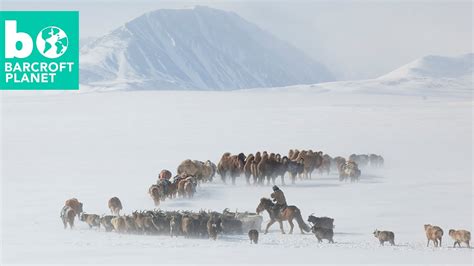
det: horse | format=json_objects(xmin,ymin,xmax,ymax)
[{"xmin": 256, "ymin": 197, "xmax": 310, "ymax": 234}]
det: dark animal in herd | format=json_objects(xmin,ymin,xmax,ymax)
[
  {"xmin": 286, "ymin": 158, "xmax": 305, "ymax": 184},
  {"xmin": 256, "ymin": 197, "xmax": 310, "ymax": 234},
  {"xmin": 312, "ymin": 227, "xmax": 334, "ymax": 243},
  {"xmin": 373, "ymin": 230, "xmax": 395, "ymax": 246},
  {"xmin": 100, "ymin": 215, "xmax": 115, "ymax": 232},
  {"xmin": 69, "ymin": 207, "xmax": 260, "ymax": 240},
  {"xmin": 207, "ymin": 213, "xmax": 221, "ymax": 240},
  {"xmin": 308, "ymin": 215, "xmax": 335, "ymax": 243},
  {"xmin": 248, "ymin": 229, "xmax": 259, "ymax": 244},
  {"xmin": 307, "ymin": 215, "xmax": 334, "ymax": 230},
  {"xmin": 223, "ymin": 208, "xmax": 263, "ymax": 233},
  {"xmin": 221, "ymin": 216, "xmax": 243, "ymax": 235}
]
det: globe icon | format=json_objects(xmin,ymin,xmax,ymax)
[{"xmin": 36, "ymin": 26, "xmax": 68, "ymax": 59}]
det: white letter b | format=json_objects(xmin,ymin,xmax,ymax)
[{"xmin": 5, "ymin": 20, "xmax": 33, "ymax": 58}]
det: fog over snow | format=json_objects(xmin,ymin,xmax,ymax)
[{"xmin": 0, "ymin": 1, "xmax": 473, "ymax": 265}]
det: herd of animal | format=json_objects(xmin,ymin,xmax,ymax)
[
  {"xmin": 60, "ymin": 197, "xmax": 471, "ymax": 248},
  {"xmin": 144, "ymin": 150, "xmax": 382, "ymax": 206},
  {"xmin": 60, "ymin": 197, "xmax": 263, "ymax": 240},
  {"xmin": 215, "ymin": 150, "xmax": 382, "ymax": 185},
  {"xmin": 59, "ymin": 149, "xmax": 471, "ymax": 250}
]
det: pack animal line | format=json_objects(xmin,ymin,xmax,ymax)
[{"xmin": 144, "ymin": 150, "xmax": 383, "ymax": 206}]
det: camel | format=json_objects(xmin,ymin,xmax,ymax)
[
  {"xmin": 177, "ymin": 159, "xmax": 214, "ymax": 183},
  {"xmin": 295, "ymin": 150, "xmax": 323, "ymax": 179},
  {"xmin": 217, "ymin": 152, "xmax": 246, "ymax": 185},
  {"xmin": 243, "ymin": 154, "xmax": 255, "ymax": 185}
]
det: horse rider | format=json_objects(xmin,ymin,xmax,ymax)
[
  {"xmin": 159, "ymin": 173, "xmax": 171, "ymax": 195},
  {"xmin": 270, "ymin": 185, "xmax": 287, "ymax": 215}
]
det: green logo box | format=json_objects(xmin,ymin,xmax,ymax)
[{"xmin": 0, "ymin": 11, "xmax": 79, "ymax": 90}]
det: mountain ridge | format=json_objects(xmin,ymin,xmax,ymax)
[
  {"xmin": 80, "ymin": 6, "xmax": 334, "ymax": 91},
  {"xmin": 253, "ymin": 53, "xmax": 473, "ymax": 98}
]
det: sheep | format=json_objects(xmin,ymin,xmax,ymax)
[
  {"xmin": 307, "ymin": 215, "xmax": 334, "ymax": 230},
  {"xmin": 100, "ymin": 215, "xmax": 115, "ymax": 232},
  {"xmin": 79, "ymin": 213, "xmax": 100, "ymax": 229},
  {"xmin": 424, "ymin": 224, "xmax": 444, "ymax": 247},
  {"xmin": 373, "ymin": 230, "xmax": 395, "ymax": 246},
  {"xmin": 449, "ymin": 229, "xmax": 471, "ymax": 248},
  {"xmin": 111, "ymin": 216, "xmax": 127, "ymax": 233},
  {"xmin": 181, "ymin": 216, "xmax": 194, "ymax": 238},
  {"xmin": 312, "ymin": 226, "xmax": 334, "ymax": 243},
  {"xmin": 248, "ymin": 229, "xmax": 259, "ymax": 244},
  {"xmin": 170, "ymin": 215, "xmax": 180, "ymax": 237},
  {"xmin": 124, "ymin": 215, "xmax": 137, "ymax": 233}
]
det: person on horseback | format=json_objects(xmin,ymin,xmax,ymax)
[
  {"xmin": 158, "ymin": 173, "xmax": 171, "ymax": 195},
  {"xmin": 270, "ymin": 185, "xmax": 287, "ymax": 216}
]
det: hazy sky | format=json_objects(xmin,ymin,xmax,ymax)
[{"xmin": 3, "ymin": 0, "xmax": 472, "ymax": 80}]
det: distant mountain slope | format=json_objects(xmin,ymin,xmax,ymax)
[
  {"xmin": 80, "ymin": 6, "xmax": 333, "ymax": 91},
  {"xmin": 260, "ymin": 54, "xmax": 473, "ymax": 98},
  {"xmin": 380, "ymin": 53, "xmax": 473, "ymax": 80}
]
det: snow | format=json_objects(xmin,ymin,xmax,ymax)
[
  {"xmin": 1, "ymin": 88, "xmax": 472, "ymax": 265},
  {"xmin": 381, "ymin": 53, "xmax": 473, "ymax": 80},
  {"xmin": 79, "ymin": 6, "xmax": 333, "ymax": 91},
  {"xmin": 254, "ymin": 54, "xmax": 473, "ymax": 99},
  {"xmin": 78, "ymin": 52, "xmax": 473, "ymax": 101}
]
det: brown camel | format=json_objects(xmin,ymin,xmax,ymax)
[{"xmin": 217, "ymin": 152, "xmax": 246, "ymax": 185}]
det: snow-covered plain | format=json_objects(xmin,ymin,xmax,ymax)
[{"xmin": 1, "ymin": 89, "xmax": 473, "ymax": 265}]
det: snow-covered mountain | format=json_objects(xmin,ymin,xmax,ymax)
[
  {"xmin": 380, "ymin": 53, "xmax": 473, "ymax": 80},
  {"xmin": 264, "ymin": 54, "xmax": 473, "ymax": 98},
  {"xmin": 80, "ymin": 6, "xmax": 333, "ymax": 91}
]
